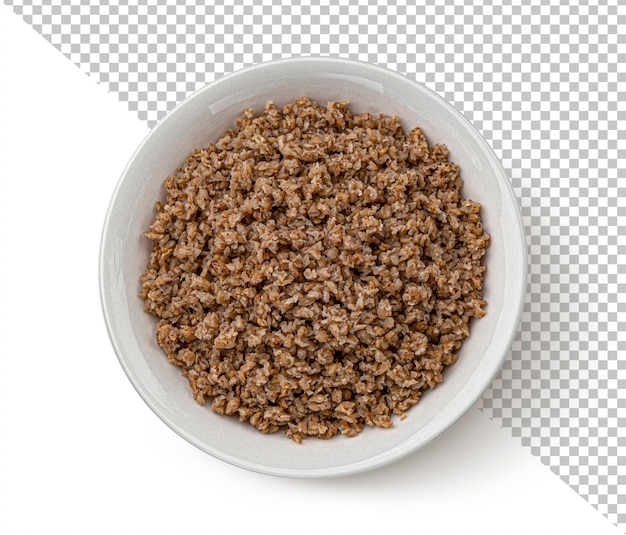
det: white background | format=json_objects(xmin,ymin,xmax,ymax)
[{"xmin": 0, "ymin": 5, "xmax": 621, "ymax": 534}]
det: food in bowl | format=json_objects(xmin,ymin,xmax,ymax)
[{"xmin": 139, "ymin": 96, "xmax": 490, "ymax": 443}]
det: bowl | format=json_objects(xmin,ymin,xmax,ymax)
[{"xmin": 99, "ymin": 56, "xmax": 526, "ymax": 478}]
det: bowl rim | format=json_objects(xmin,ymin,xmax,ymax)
[{"xmin": 99, "ymin": 55, "xmax": 528, "ymax": 478}]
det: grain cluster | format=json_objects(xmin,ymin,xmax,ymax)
[{"xmin": 140, "ymin": 97, "xmax": 490, "ymax": 442}]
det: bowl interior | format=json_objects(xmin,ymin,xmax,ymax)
[{"xmin": 100, "ymin": 57, "xmax": 526, "ymax": 477}]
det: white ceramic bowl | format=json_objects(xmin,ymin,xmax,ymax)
[{"xmin": 100, "ymin": 57, "xmax": 526, "ymax": 478}]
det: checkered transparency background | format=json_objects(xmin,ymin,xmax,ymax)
[{"xmin": 8, "ymin": 0, "xmax": 625, "ymax": 529}]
